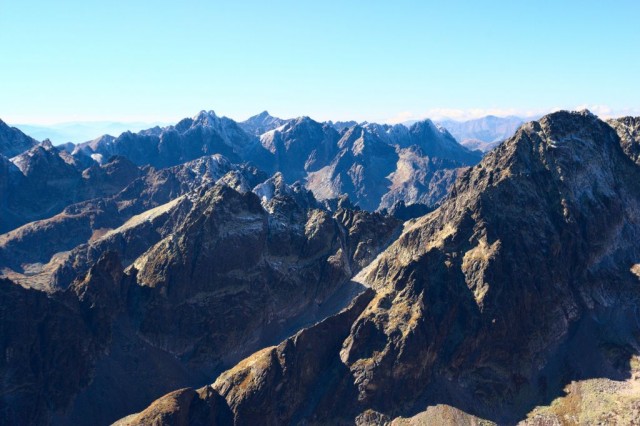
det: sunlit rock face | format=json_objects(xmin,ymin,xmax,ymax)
[{"xmin": 127, "ymin": 111, "xmax": 640, "ymax": 425}]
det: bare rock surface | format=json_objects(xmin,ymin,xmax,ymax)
[{"xmin": 125, "ymin": 111, "xmax": 640, "ymax": 425}]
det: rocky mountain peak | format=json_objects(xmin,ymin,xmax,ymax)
[
  {"xmin": 192, "ymin": 109, "xmax": 219, "ymax": 125},
  {"xmin": 124, "ymin": 110, "xmax": 640, "ymax": 425},
  {"xmin": 239, "ymin": 110, "xmax": 289, "ymax": 136},
  {"xmin": 340, "ymin": 110, "xmax": 640, "ymax": 417},
  {"xmin": 10, "ymin": 142, "xmax": 78, "ymax": 178},
  {"xmin": 608, "ymin": 115, "xmax": 640, "ymax": 166},
  {"xmin": 327, "ymin": 119, "xmax": 359, "ymax": 131},
  {"xmin": 249, "ymin": 110, "xmax": 276, "ymax": 123},
  {"xmin": 409, "ymin": 117, "xmax": 443, "ymax": 133},
  {"xmin": 404, "ymin": 119, "xmax": 481, "ymax": 164},
  {"xmin": 0, "ymin": 118, "xmax": 39, "ymax": 158},
  {"xmin": 409, "ymin": 118, "xmax": 455, "ymax": 144},
  {"xmin": 5, "ymin": 108, "xmax": 640, "ymax": 425},
  {"xmin": 40, "ymin": 139, "xmax": 54, "ymax": 149},
  {"xmin": 77, "ymin": 134, "xmax": 116, "ymax": 156},
  {"xmin": 337, "ymin": 124, "xmax": 365, "ymax": 149},
  {"xmin": 252, "ymin": 172, "xmax": 288, "ymax": 201},
  {"xmin": 337, "ymin": 124, "xmax": 394, "ymax": 157}
]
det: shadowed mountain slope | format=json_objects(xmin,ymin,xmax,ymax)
[{"xmin": 124, "ymin": 110, "xmax": 640, "ymax": 424}]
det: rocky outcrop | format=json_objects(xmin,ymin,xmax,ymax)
[
  {"xmin": 0, "ymin": 155, "xmax": 265, "ymax": 289},
  {"xmin": 307, "ymin": 121, "xmax": 481, "ymax": 211},
  {"xmin": 378, "ymin": 146, "xmax": 467, "ymax": 210},
  {"xmin": 0, "ymin": 143, "xmax": 142, "ymax": 233},
  {"xmin": 118, "ymin": 290, "xmax": 375, "ymax": 426},
  {"xmin": 406, "ymin": 119, "xmax": 481, "ymax": 164},
  {"xmin": 259, "ymin": 116, "xmax": 341, "ymax": 181},
  {"xmin": 0, "ymin": 119, "xmax": 38, "ymax": 158},
  {"xmin": 386, "ymin": 200, "xmax": 433, "ymax": 221},
  {"xmin": 74, "ymin": 111, "xmax": 267, "ymax": 170},
  {"xmin": 211, "ymin": 290, "xmax": 375, "ymax": 425},
  {"xmin": 0, "ymin": 165, "xmax": 400, "ymax": 425},
  {"xmin": 81, "ymin": 155, "xmax": 142, "ymax": 198},
  {"xmin": 0, "ymin": 253, "xmax": 123, "ymax": 425},
  {"xmin": 337, "ymin": 110, "xmax": 640, "ymax": 421},
  {"xmin": 306, "ymin": 125, "xmax": 398, "ymax": 211},
  {"xmin": 127, "ymin": 111, "xmax": 640, "ymax": 424},
  {"xmin": 59, "ymin": 112, "xmax": 482, "ymax": 214},
  {"xmin": 608, "ymin": 116, "xmax": 640, "ymax": 166},
  {"xmin": 127, "ymin": 182, "xmax": 399, "ymax": 377},
  {"xmin": 113, "ymin": 387, "xmax": 233, "ymax": 426},
  {"xmin": 239, "ymin": 111, "xmax": 290, "ymax": 136}
]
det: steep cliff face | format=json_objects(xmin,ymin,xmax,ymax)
[
  {"xmin": 609, "ymin": 116, "xmax": 640, "ymax": 166},
  {"xmin": 117, "ymin": 290, "xmax": 376, "ymax": 426},
  {"xmin": 0, "ymin": 119, "xmax": 38, "ymax": 158},
  {"xmin": 306, "ymin": 125, "xmax": 398, "ymax": 211},
  {"xmin": 0, "ymin": 169, "xmax": 400, "ymax": 425},
  {"xmin": 127, "ymin": 182, "xmax": 399, "ymax": 376},
  {"xmin": 75, "ymin": 111, "xmax": 264, "ymax": 170},
  {"xmin": 0, "ymin": 253, "xmax": 123, "ymax": 426},
  {"xmin": 0, "ymin": 143, "xmax": 142, "ymax": 233},
  {"xmin": 338, "ymin": 110, "xmax": 640, "ymax": 420},
  {"xmin": 306, "ymin": 121, "xmax": 481, "ymax": 212},
  {"xmin": 0, "ymin": 155, "xmax": 264, "ymax": 289},
  {"xmin": 239, "ymin": 111, "xmax": 290, "ymax": 136},
  {"xmin": 259, "ymin": 116, "xmax": 341, "ymax": 181},
  {"xmin": 379, "ymin": 147, "xmax": 466, "ymax": 210},
  {"xmin": 127, "ymin": 111, "xmax": 640, "ymax": 424}
]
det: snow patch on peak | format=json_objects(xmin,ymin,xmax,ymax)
[
  {"xmin": 216, "ymin": 170, "xmax": 251, "ymax": 194},
  {"xmin": 185, "ymin": 154, "xmax": 233, "ymax": 182},
  {"xmin": 253, "ymin": 180, "xmax": 275, "ymax": 203},
  {"xmin": 90, "ymin": 153, "xmax": 104, "ymax": 164},
  {"xmin": 10, "ymin": 155, "xmax": 29, "ymax": 174},
  {"xmin": 252, "ymin": 172, "xmax": 289, "ymax": 204}
]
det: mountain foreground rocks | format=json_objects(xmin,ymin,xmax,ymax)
[
  {"xmin": 2, "ymin": 110, "xmax": 640, "ymax": 425},
  {"xmin": 118, "ymin": 111, "xmax": 640, "ymax": 425}
]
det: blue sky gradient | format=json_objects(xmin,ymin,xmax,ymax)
[{"xmin": 1, "ymin": 0, "xmax": 639, "ymax": 124}]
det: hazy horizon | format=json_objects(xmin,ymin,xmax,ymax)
[{"xmin": 6, "ymin": 107, "xmax": 623, "ymax": 145}]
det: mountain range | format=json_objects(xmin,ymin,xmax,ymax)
[
  {"xmin": 1, "ymin": 109, "xmax": 640, "ymax": 425},
  {"xmin": 65, "ymin": 110, "xmax": 482, "ymax": 212},
  {"xmin": 14, "ymin": 121, "xmax": 169, "ymax": 145},
  {"xmin": 11, "ymin": 113, "xmax": 525, "ymax": 154}
]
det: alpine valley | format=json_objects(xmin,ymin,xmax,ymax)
[{"xmin": 2, "ymin": 109, "xmax": 640, "ymax": 426}]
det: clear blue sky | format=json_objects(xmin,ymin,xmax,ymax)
[{"xmin": 1, "ymin": 0, "xmax": 639, "ymax": 124}]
